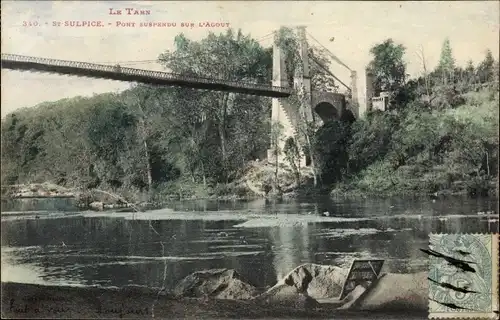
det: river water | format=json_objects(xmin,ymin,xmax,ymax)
[{"xmin": 1, "ymin": 196, "xmax": 498, "ymax": 290}]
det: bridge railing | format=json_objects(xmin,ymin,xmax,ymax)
[{"xmin": 1, "ymin": 54, "xmax": 291, "ymax": 94}]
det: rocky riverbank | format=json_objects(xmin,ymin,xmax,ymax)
[
  {"xmin": 1, "ymin": 183, "xmax": 155, "ymax": 213},
  {"xmin": 1, "ymin": 264, "xmax": 428, "ymax": 319},
  {"xmin": 0, "ymin": 164, "xmax": 314, "ymax": 213},
  {"xmin": 1, "ymin": 183, "xmax": 76, "ymax": 199}
]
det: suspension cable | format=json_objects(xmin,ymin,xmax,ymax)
[
  {"xmin": 306, "ymin": 31, "xmax": 352, "ymax": 72},
  {"xmin": 309, "ymin": 56, "xmax": 351, "ymax": 92}
]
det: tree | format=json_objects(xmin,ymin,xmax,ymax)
[
  {"xmin": 283, "ymin": 137, "xmax": 301, "ymax": 185},
  {"xmin": 464, "ymin": 59, "xmax": 475, "ymax": 86},
  {"xmin": 367, "ymin": 39, "xmax": 407, "ymax": 104},
  {"xmin": 308, "ymin": 46, "xmax": 339, "ymax": 92},
  {"xmin": 477, "ymin": 49, "xmax": 495, "ymax": 83},
  {"xmin": 313, "ymin": 120, "xmax": 351, "ymax": 184},
  {"xmin": 437, "ymin": 38, "xmax": 456, "ymax": 85},
  {"xmin": 416, "ymin": 45, "xmax": 431, "ymax": 97},
  {"xmin": 494, "ymin": 60, "xmax": 500, "ymax": 89},
  {"xmin": 121, "ymin": 85, "xmax": 160, "ymax": 197},
  {"xmin": 348, "ymin": 111, "xmax": 400, "ymax": 172},
  {"xmin": 86, "ymin": 98, "xmax": 140, "ymax": 190},
  {"xmin": 270, "ymin": 121, "xmax": 284, "ymax": 193},
  {"xmin": 158, "ymin": 29, "xmax": 272, "ymax": 183}
]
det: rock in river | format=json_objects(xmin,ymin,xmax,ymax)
[
  {"xmin": 254, "ymin": 263, "xmax": 347, "ymax": 310},
  {"xmin": 272, "ymin": 263, "xmax": 347, "ymax": 299},
  {"xmin": 173, "ymin": 268, "xmax": 259, "ymax": 300},
  {"xmin": 255, "ymin": 284, "xmax": 319, "ymax": 310},
  {"xmin": 89, "ymin": 201, "xmax": 104, "ymax": 211}
]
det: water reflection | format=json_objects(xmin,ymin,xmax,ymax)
[
  {"xmin": 1, "ymin": 196, "xmax": 497, "ymax": 290},
  {"xmin": 270, "ymin": 224, "xmax": 312, "ymax": 281},
  {"xmin": 1, "ymin": 197, "xmax": 77, "ymax": 212}
]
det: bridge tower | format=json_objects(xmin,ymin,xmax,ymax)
[
  {"xmin": 350, "ymin": 71, "xmax": 359, "ymax": 118},
  {"xmin": 267, "ymin": 31, "xmax": 297, "ymax": 166},
  {"xmin": 294, "ymin": 26, "xmax": 314, "ymax": 123},
  {"xmin": 365, "ymin": 67, "xmax": 375, "ymax": 112},
  {"xmin": 267, "ymin": 26, "xmax": 352, "ymax": 167},
  {"xmin": 267, "ymin": 27, "xmax": 312, "ymax": 167}
]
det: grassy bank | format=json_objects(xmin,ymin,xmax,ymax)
[{"xmin": 330, "ymin": 89, "xmax": 499, "ymax": 198}]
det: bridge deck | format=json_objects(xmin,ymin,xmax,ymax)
[{"xmin": 1, "ymin": 54, "xmax": 292, "ymax": 98}]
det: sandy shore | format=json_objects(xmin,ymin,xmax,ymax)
[{"xmin": 1, "ymin": 282, "xmax": 427, "ymax": 319}]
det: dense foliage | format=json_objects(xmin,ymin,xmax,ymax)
[
  {"xmin": 320, "ymin": 41, "xmax": 499, "ymax": 197},
  {"xmin": 1, "ymin": 29, "xmax": 498, "ymax": 200}
]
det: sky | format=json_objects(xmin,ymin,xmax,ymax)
[{"xmin": 1, "ymin": 1, "xmax": 499, "ymax": 117}]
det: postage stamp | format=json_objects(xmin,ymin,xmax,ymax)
[{"xmin": 428, "ymin": 233, "xmax": 499, "ymax": 319}]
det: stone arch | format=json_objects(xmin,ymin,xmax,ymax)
[
  {"xmin": 311, "ymin": 91, "xmax": 349, "ymax": 123},
  {"xmin": 314, "ymin": 101, "xmax": 339, "ymax": 123}
]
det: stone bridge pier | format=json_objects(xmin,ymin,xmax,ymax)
[{"xmin": 267, "ymin": 26, "xmax": 357, "ymax": 167}]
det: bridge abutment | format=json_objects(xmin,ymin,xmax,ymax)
[
  {"xmin": 267, "ymin": 26, "xmax": 355, "ymax": 168},
  {"xmin": 267, "ymin": 32, "xmax": 303, "ymax": 166}
]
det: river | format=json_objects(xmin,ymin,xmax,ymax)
[{"xmin": 1, "ymin": 196, "xmax": 498, "ymax": 291}]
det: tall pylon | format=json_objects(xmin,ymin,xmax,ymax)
[
  {"xmin": 267, "ymin": 32, "xmax": 294, "ymax": 164},
  {"xmin": 365, "ymin": 67, "xmax": 375, "ymax": 113},
  {"xmin": 267, "ymin": 27, "xmax": 311, "ymax": 167},
  {"xmin": 350, "ymin": 70, "xmax": 359, "ymax": 118},
  {"xmin": 294, "ymin": 26, "xmax": 314, "ymax": 123}
]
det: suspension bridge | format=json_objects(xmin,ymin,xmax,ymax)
[
  {"xmin": 0, "ymin": 54, "xmax": 292, "ymax": 98},
  {"xmin": 0, "ymin": 29, "xmax": 354, "ymax": 99},
  {"xmin": 1, "ymin": 27, "xmax": 359, "ymax": 166}
]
